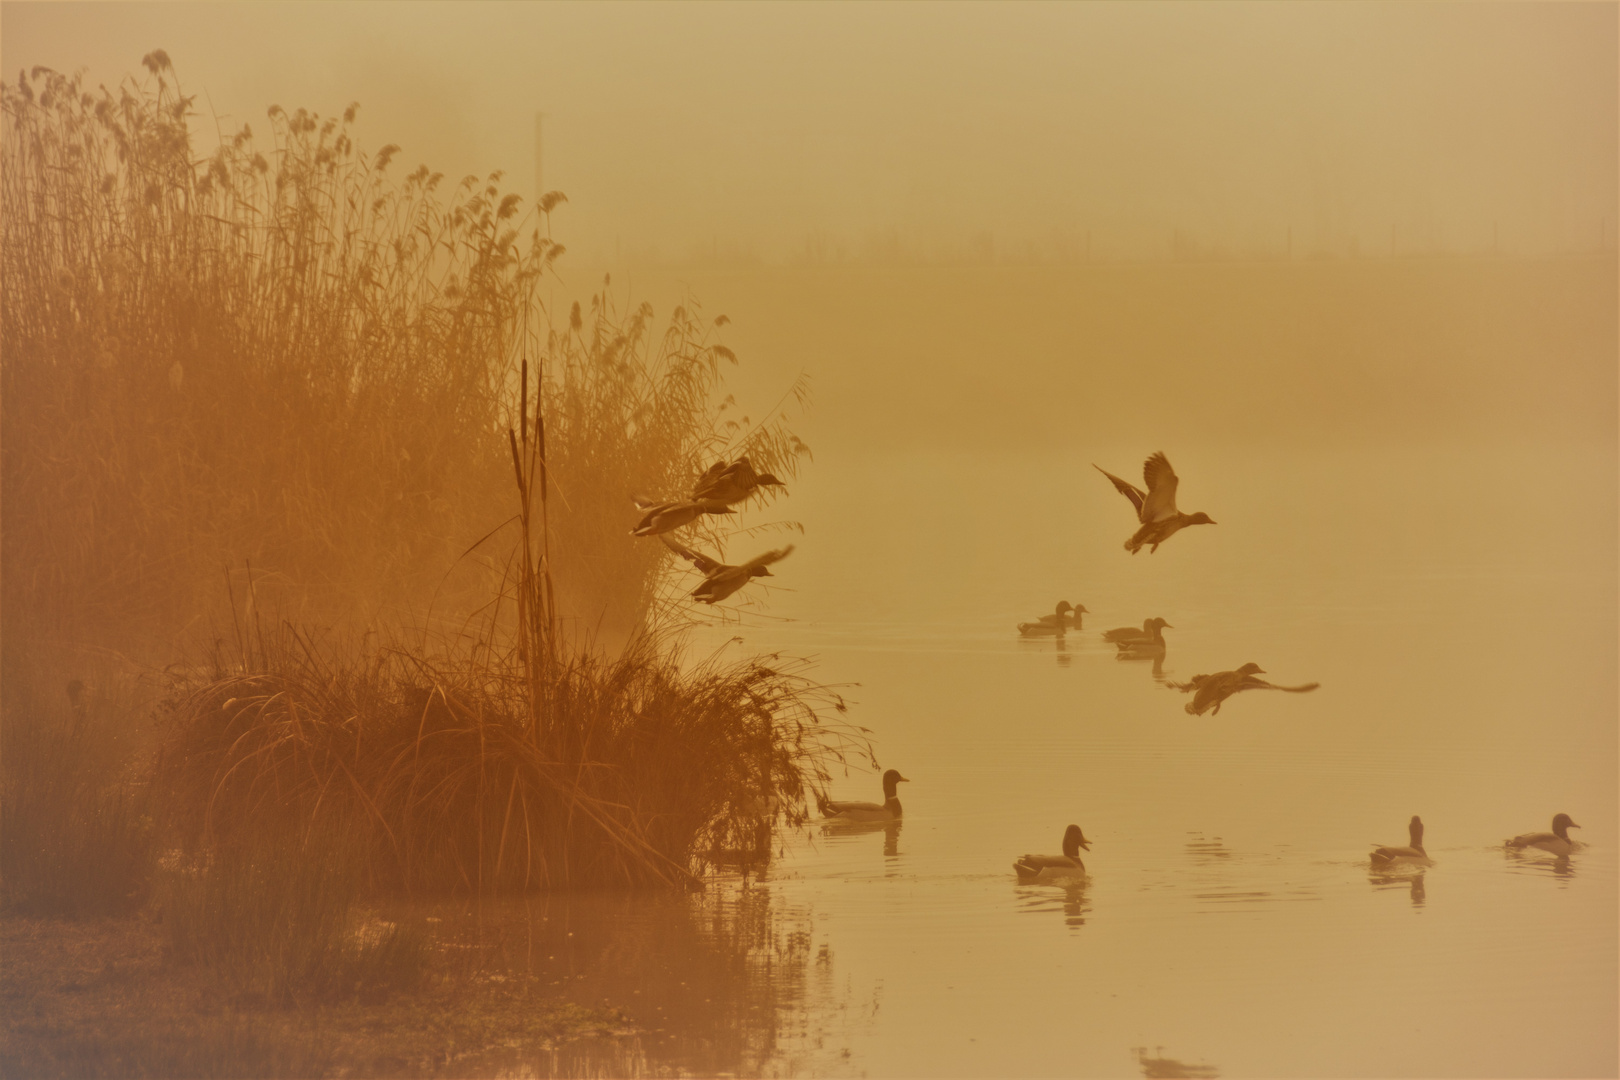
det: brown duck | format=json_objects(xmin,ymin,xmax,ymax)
[
  {"xmin": 1169, "ymin": 663, "xmax": 1319, "ymax": 716},
  {"xmin": 660, "ymin": 535, "xmax": 794, "ymax": 603},
  {"xmin": 691, "ymin": 457, "xmax": 785, "ymax": 506},
  {"xmin": 1095, "ymin": 452, "xmax": 1215, "ymax": 554}
]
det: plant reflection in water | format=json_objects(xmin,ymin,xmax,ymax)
[{"xmin": 395, "ymin": 882, "xmax": 850, "ymax": 1077}]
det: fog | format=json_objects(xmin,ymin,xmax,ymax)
[{"xmin": 4, "ymin": 2, "xmax": 1615, "ymax": 263}]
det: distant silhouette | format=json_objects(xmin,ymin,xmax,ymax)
[
  {"xmin": 659, "ymin": 535, "xmax": 793, "ymax": 603},
  {"xmin": 1095, "ymin": 453, "xmax": 1215, "ymax": 554},
  {"xmin": 1168, "ymin": 663, "xmax": 1319, "ymax": 715},
  {"xmin": 1133, "ymin": 1046, "xmax": 1220, "ymax": 1079},
  {"xmin": 690, "ymin": 457, "xmax": 785, "ymax": 506},
  {"xmin": 818, "ymin": 769, "xmax": 909, "ymax": 823},
  {"xmin": 1505, "ymin": 813, "xmax": 1581, "ymax": 857},
  {"xmin": 1370, "ymin": 815, "xmax": 1432, "ymax": 866},
  {"xmin": 1018, "ymin": 600, "xmax": 1087, "ymax": 636},
  {"xmin": 1013, "ymin": 824, "xmax": 1090, "ymax": 880},
  {"xmin": 1103, "ymin": 617, "xmax": 1172, "ymax": 646},
  {"xmin": 1113, "ymin": 618, "xmax": 1171, "ymax": 659},
  {"xmin": 629, "ymin": 498, "xmax": 734, "ymax": 537}
]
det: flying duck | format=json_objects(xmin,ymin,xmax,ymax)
[
  {"xmin": 691, "ymin": 457, "xmax": 785, "ymax": 506},
  {"xmin": 630, "ymin": 498, "xmax": 735, "ymax": 537},
  {"xmin": 1018, "ymin": 601, "xmax": 1088, "ymax": 636},
  {"xmin": 818, "ymin": 769, "xmax": 909, "ymax": 823},
  {"xmin": 1094, "ymin": 453, "xmax": 1215, "ymax": 554},
  {"xmin": 1505, "ymin": 813, "xmax": 1581, "ymax": 857},
  {"xmin": 1370, "ymin": 815, "xmax": 1432, "ymax": 866},
  {"xmin": 1114, "ymin": 618, "xmax": 1171, "ymax": 658},
  {"xmin": 1169, "ymin": 663, "xmax": 1319, "ymax": 716},
  {"xmin": 660, "ymin": 535, "xmax": 795, "ymax": 603},
  {"xmin": 1014, "ymin": 824, "xmax": 1091, "ymax": 879}
]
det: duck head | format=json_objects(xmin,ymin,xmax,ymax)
[
  {"xmin": 1408, "ymin": 815, "xmax": 1425, "ymax": 848},
  {"xmin": 1552, "ymin": 813, "xmax": 1581, "ymax": 839},
  {"xmin": 755, "ymin": 473, "xmax": 785, "ymax": 488},
  {"xmin": 1148, "ymin": 617, "xmax": 1173, "ymax": 631},
  {"xmin": 1062, "ymin": 824, "xmax": 1091, "ymax": 857},
  {"xmin": 1186, "ymin": 512, "xmax": 1216, "ymax": 526},
  {"xmin": 1237, "ymin": 662, "xmax": 1265, "ymax": 675},
  {"xmin": 881, "ymin": 769, "xmax": 910, "ymax": 798},
  {"xmin": 1055, "ymin": 601, "xmax": 1074, "ymax": 616}
]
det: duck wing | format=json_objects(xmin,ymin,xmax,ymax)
[
  {"xmin": 1140, "ymin": 452, "xmax": 1181, "ymax": 521},
  {"xmin": 823, "ymin": 799, "xmax": 885, "ymax": 815},
  {"xmin": 1103, "ymin": 626, "xmax": 1147, "ymax": 644},
  {"xmin": 689, "ymin": 461, "xmax": 728, "ymax": 498},
  {"xmin": 1014, "ymin": 853, "xmax": 1081, "ymax": 870},
  {"xmin": 1095, "ymin": 465, "xmax": 1147, "ymax": 518},
  {"xmin": 739, "ymin": 544, "xmax": 795, "ymax": 573},
  {"xmin": 659, "ymin": 534, "xmax": 725, "ymax": 576},
  {"xmin": 1246, "ymin": 678, "xmax": 1320, "ymax": 694},
  {"xmin": 1506, "ymin": 831, "xmax": 1555, "ymax": 850}
]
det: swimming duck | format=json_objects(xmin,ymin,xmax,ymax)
[
  {"xmin": 630, "ymin": 498, "xmax": 735, "ymax": 537},
  {"xmin": 1018, "ymin": 601, "xmax": 1087, "ymax": 636},
  {"xmin": 1370, "ymin": 815, "xmax": 1432, "ymax": 866},
  {"xmin": 1113, "ymin": 618, "xmax": 1171, "ymax": 658},
  {"xmin": 1094, "ymin": 453, "xmax": 1216, "ymax": 554},
  {"xmin": 1102, "ymin": 617, "xmax": 1171, "ymax": 645},
  {"xmin": 660, "ymin": 535, "xmax": 795, "ymax": 603},
  {"xmin": 1013, "ymin": 824, "xmax": 1091, "ymax": 879},
  {"xmin": 691, "ymin": 457, "xmax": 785, "ymax": 506},
  {"xmin": 1505, "ymin": 813, "xmax": 1581, "ymax": 857},
  {"xmin": 818, "ymin": 769, "xmax": 909, "ymax": 822},
  {"xmin": 1169, "ymin": 663, "xmax": 1319, "ymax": 716}
]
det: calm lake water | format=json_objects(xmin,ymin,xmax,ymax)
[{"xmin": 454, "ymin": 439, "xmax": 1617, "ymax": 1078}]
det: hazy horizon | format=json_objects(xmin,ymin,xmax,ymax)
[{"xmin": 3, "ymin": 2, "xmax": 1615, "ymax": 266}]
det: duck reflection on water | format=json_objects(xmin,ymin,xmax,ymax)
[
  {"xmin": 1014, "ymin": 875, "xmax": 1092, "ymax": 930},
  {"xmin": 820, "ymin": 817, "xmax": 903, "ymax": 859},
  {"xmin": 1369, "ymin": 869, "xmax": 1428, "ymax": 908}
]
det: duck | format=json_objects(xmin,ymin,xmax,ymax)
[
  {"xmin": 1102, "ymin": 617, "xmax": 1171, "ymax": 646},
  {"xmin": 1169, "ymin": 663, "xmax": 1319, "ymax": 716},
  {"xmin": 1094, "ymin": 452, "xmax": 1216, "ymax": 554},
  {"xmin": 1370, "ymin": 815, "xmax": 1432, "ymax": 866},
  {"xmin": 1017, "ymin": 601, "xmax": 1087, "ymax": 636},
  {"xmin": 1013, "ymin": 824, "xmax": 1091, "ymax": 879},
  {"xmin": 1114, "ymin": 618, "xmax": 1171, "ymax": 658},
  {"xmin": 691, "ymin": 457, "xmax": 785, "ymax": 506},
  {"xmin": 1505, "ymin": 813, "xmax": 1581, "ymax": 857},
  {"xmin": 660, "ymin": 535, "xmax": 795, "ymax": 603},
  {"xmin": 629, "ymin": 498, "xmax": 735, "ymax": 537},
  {"xmin": 818, "ymin": 769, "xmax": 909, "ymax": 823}
]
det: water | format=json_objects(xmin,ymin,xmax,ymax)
[{"xmin": 435, "ymin": 439, "xmax": 1616, "ymax": 1078}]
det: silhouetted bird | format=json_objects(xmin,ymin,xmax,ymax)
[
  {"xmin": 817, "ymin": 769, "xmax": 909, "ymax": 822},
  {"xmin": 1013, "ymin": 824, "xmax": 1091, "ymax": 880},
  {"xmin": 691, "ymin": 457, "xmax": 785, "ymax": 506},
  {"xmin": 1095, "ymin": 452, "xmax": 1215, "ymax": 554},
  {"xmin": 1103, "ymin": 617, "xmax": 1172, "ymax": 645},
  {"xmin": 630, "ymin": 498, "xmax": 734, "ymax": 537},
  {"xmin": 1112, "ymin": 618, "xmax": 1172, "ymax": 658},
  {"xmin": 659, "ymin": 535, "xmax": 794, "ymax": 603},
  {"xmin": 1505, "ymin": 813, "xmax": 1581, "ymax": 857},
  {"xmin": 1018, "ymin": 600, "xmax": 1087, "ymax": 636},
  {"xmin": 1370, "ymin": 815, "xmax": 1432, "ymax": 866},
  {"xmin": 1169, "ymin": 663, "xmax": 1319, "ymax": 715}
]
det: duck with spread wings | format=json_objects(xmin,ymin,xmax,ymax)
[{"xmin": 1094, "ymin": 452, "xmax": 1215, "ymax": 554}]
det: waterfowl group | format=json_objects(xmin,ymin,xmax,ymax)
[
  {"xmin": 630, "ymin": 457, "xmax": 793, "ymax": 604},
  {"xmin": 660, "ymin": 535, "xmax": 795, "ymax": 604},
  {"xmin": 1013, "ymin": 825, "xmax": 1090, "ymax": 880},
  {"xmin": 1506, "ymin": 813, "xmax": 1581, "ymax": 857},
  {"xmin": 1169, "ymin": 663, "xmax": 1319, "ymax": 716},
  {"xmin": 1018, "ymin": 600, "xmax": 1087, "ymax": 636},
  {"xmin": 818, "ymin": 769, "xmax": 909, "ymax": 823},
  {"xmin": 1370, "ymin": 815, "xmax": 1433, "ymax": 867},
  {"xmin": 1094, "ymin": 452, "xmax": 1215, "ymax": 555}
]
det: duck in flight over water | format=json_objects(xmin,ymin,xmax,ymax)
[
  {"xmin": 1370, "ymin": 815, "xmax": 1432, "ymax": 866},
  {"xmin": 630, "ymin": 498, "xmax": 735, "ymax": 537},
  {"xmin": 1095, "ymin": 452, "xmax": 1215, "ymax": 554},
  {"xmin": 1505, "ymin": 813, "xmax": 1581, "ymax": 857},
  {"xmin": 659, "ymin": 535, "xmax": 794, "ymax": 603},
  {"xmin": 1014, "ymin": 824, "xmax": 1091, "ymax": 879},
  {"xmin": 1169, "ymin": 663, "xmax": 1319, "ymax": 715},
  {"xmin": 818, "ymin": 769, "xmax": 909, "ymax": 823}
]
